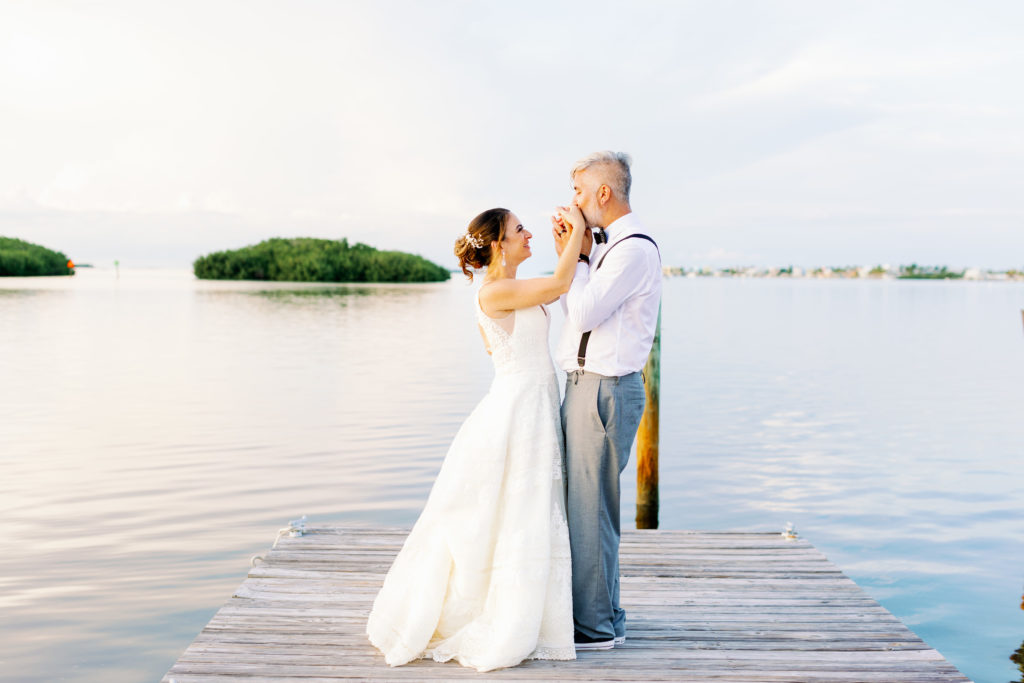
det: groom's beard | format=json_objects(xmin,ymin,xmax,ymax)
[{"xmin": 581, "ymin": 207, "xmax": 601, "ymax": 229}]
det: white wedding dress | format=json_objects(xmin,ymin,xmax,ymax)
[{"xmin": 366, "ymin": 293, "xmax": 575, "ymax": 672}]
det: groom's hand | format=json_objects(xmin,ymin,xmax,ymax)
[{"xmin": 581, "ymin": 227, "xmax": 594, "ymax": 257}]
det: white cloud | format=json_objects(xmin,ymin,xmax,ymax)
[{"xmin": 1, "ymin": 0, "xmax": 1023, "ymax": 268}]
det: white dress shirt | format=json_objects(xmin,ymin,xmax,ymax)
[{"xmin": 556, "ymin": 212, "xmax": 662, "ymax": 376}]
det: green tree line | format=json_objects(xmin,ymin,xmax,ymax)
[
  {"xmin": 0, "ymin": 237, "xmax": 74, "ymax": 276},
  {"xmin": 898, "ymin": 264, "xmax": 964, "ymax": 279},
  {"xmin": 193, "ymin": 237, "xmax": 451, "ymax": 282}
]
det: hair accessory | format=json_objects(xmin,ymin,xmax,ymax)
[{"xmin": 464, "ymin": 232, "xmax": 484, "ymax": 249}]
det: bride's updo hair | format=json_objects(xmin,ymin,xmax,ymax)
[{"xmin": 454, "ymin": 207, "xmax": 510, "ymax": 281}]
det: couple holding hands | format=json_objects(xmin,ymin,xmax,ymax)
[{"xmin": 367, "ymin": 151, "xmax": 662, "ymax": 672}]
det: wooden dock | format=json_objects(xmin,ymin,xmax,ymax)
[{"xmin": 163, "ymin": 525, "xmax": 969, "ymax": 682}]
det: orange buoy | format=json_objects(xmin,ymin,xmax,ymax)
[{"xmin": 67, "ymin": 259, "xmax": 75, "ymax": 268}]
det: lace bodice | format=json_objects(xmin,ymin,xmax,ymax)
[{"xmin": 476, "ymin": 292, "xmax": 554, "ymax": 379}]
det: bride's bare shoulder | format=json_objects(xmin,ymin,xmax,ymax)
[{"xmin": 477, "ymin": 280, "xmax": 512, "ymax": 318}]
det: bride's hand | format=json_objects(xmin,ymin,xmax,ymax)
[
  {"xmin": 556, "ymin": 205, "xmax": 585, "ymax": 234},
  {"xmin": 551, "ymin": 222, "xmax": 567, "ymax": 257},
  {"xmin": 551, "ymin": 208, "xmax": 568, "ymax": 234}
]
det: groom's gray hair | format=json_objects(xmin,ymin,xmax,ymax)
[{"xmin": 571, "ymin": 151, "xmax": 632, "ymax": 202}]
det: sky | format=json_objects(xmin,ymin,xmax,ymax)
[{"xmin": 1, "ymin": 0, "xmax": 1022, "ymax": 272}]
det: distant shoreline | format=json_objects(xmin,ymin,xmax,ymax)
[{"xmin": 664, "ymin": 265, "xmax": 1023, "ymax": 281}]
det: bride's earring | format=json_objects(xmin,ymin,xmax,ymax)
[{"xmin": 501, "ymin": 250, "xmax": 506, "ymax": 268}]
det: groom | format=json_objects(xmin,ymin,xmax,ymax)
[{"xmin": 552, "ymin": 151, "xmax": 662, "ymax": 650}]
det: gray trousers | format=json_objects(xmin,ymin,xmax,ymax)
[{"xmin": 561, "ymin": 369, "xmax": 645, "ymax": 640}]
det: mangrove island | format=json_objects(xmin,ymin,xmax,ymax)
[
  {"xmin": 193, "ymin": 237, "xmax": 450, "ymax": 283},
  {"xmin": 0, "ymin": 237, "xmax": 75, "ymax": 277}
]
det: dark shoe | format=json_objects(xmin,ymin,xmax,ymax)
[{"xmin": 574, "ymin": 632, "xmax": 614, "ymax": 651}]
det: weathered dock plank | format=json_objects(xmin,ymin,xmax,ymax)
[{"xmin": 163, "ymin": 526, "xmax": 969, "ymax": 682}]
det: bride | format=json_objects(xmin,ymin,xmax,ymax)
[{"xmin": 366, "ymin": 205, "xmax": 588, "ymax": 672}]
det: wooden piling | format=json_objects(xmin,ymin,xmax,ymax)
[{"xmin": 636, "ymin": 305, "xmax": 660, "ymax": 529}]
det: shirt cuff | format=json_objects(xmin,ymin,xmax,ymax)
[{"xmin": 574, "ymin": 262, "xmax": 591, "ymax": 278}]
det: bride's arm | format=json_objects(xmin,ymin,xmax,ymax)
[
  {"xmin": 480, "ymin": 207, "xmax": 586, "ymax": 314},
  {"xmin": 545, "ymin": 213, "xmax": 575, "ymax": 304}
]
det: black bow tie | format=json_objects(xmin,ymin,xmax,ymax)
[{"xmin": 592, "ymin": 228, "xmax": 608, "ymax": 245}]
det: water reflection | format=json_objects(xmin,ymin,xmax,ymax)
[
  {"xmin": 1, "ymin": 270, "xmax": 1022, "ymax": 682},
  {"xmin": 248, "ymin": 286, "xmax": 378, "ymax": 299}
]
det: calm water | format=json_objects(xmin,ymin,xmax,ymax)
[{"xmin": 1, "ymin": 268, "xmax": 1022, "ymax": 683}]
